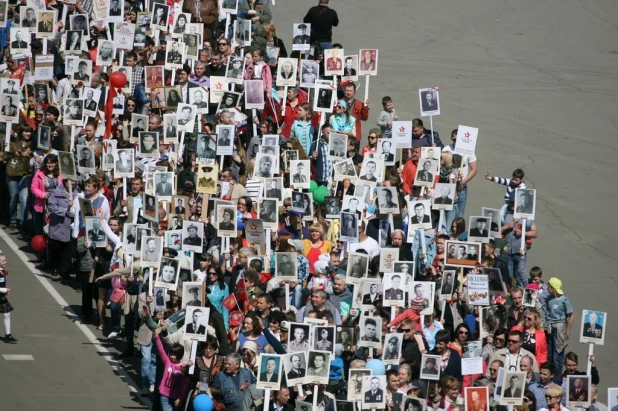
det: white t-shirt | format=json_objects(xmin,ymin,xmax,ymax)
[
  {"xmin": 443, "ymin": 144, "xmax": 477, "ymax": 182},
  {"xmin": 349, "ymin": 236, "xmax": 380, "ymax": 259}
]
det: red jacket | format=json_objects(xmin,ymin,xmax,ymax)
[
  {"xmin": 511, "ymin": 325, "xmax": 548, "ymax": 365},
  {"xmin": 401, "ymin": 160, "xmax": 418, "ymax": 195},
  {"xmin": 346, "ymin": 98, "xmax": 369, "ymax": 141}
]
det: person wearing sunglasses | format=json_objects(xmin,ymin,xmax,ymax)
[
  {"xmin": 482, "ymin": 328, "xmax": 508, "ymax": 363},
  {"xmin": 487, "ymin": 329, "xmax": 539, "ymax": 378},
  {"xmin": 511, "ymin": 309, "xmax": 548, "ymax": 366},
  {"xmin": 541, "ymin": 385, "xmax": 566, "ymax": 411}
]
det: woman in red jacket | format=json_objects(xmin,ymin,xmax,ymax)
[{"xmin": 511, "ymin": 308, "xmax": 547, "ymax": 365}]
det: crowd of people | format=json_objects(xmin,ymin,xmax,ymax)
[{"xmin": 0, "ymin": 0, "xmax": 607, "ymax": 410}]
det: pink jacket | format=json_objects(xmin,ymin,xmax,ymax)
[
  {"xmin": 30, "ymin": 169, "xmax": 63, "ymax": 213},
  {"xmin": 154, "ymin": 335, "xmax": 190, "ymax": 400},
  {"xmin": 244, "ymin": 61, "xmax": 273, "ymax": 95}
]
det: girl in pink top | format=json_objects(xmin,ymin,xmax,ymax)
[{"xmin": 154, "ymin": 330, "xmax": 192, "ymax": 410}]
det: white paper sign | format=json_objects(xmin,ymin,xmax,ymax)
[
  {"xmin": 454, "ymin": 125, "xmax": 478, "ymax": 155},
  {"xmin": 461, "ymin": 357, "xmax": 483, "ymax": 375},
  {"xmin": 34, "ymin": 55, "xmax": 55, "ymax": 80},
  {"xmin": 467, "ymin": 274, "xmax": 489, "ymax": 306},
  {"xmin": 115, "ymin": 22, "xmax": 136, "ymax": 50},
  {"xmin": 392, "ymin": 120, "xmax": 412, "ymax": 149},
  {"xmin": 244, "ymin": 218, "xmax": 265, "ymax": 244}
]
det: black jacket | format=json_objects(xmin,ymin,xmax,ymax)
[{"xmin": 303, "ymin": 5, "xmax": 339, "ymax": 43}]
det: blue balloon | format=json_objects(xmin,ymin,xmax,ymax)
[
  {"xmin": 236, "ymin": 210, "xmax": 244, "ymax": 231},
  {"xmin": 366, "ymin": 358, "xmax": 385, "ymax": 376},
  {"xmin": 193, "ymin": 394, "xmax": 214, "ymax": 411}
]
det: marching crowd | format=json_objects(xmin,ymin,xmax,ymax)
[{"xmin": 0, "ymin": 0, "xmax": 606, "ymax": 411}]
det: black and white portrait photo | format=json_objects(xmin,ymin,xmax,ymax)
[
  {"xmin": 409, "ymin": 200, "xmax": 432, "ymax": 230},
  {"xmin": 432, "ymin": 183, "xmax": 456, "ymax": 211},
  {"xmin": 288, "ymin": 322, "xmax": 311, "ymax": 353},
  {"xmin": 292, "ymin": 23, "xmax": 311, "ymax": 51},
  {"xmin": 82, "ymin": 88, "xmax": 101, "ymax": 115},
  {"xmin": 177, "ymin": 103, "xmax": 196, "ymax": 132},
  {"xmin": 244, "ymin": 79, "xmax": 265, "ymax": 109},
  {"xmin": 155, "ymin": 257, "xmax": 180, "ymax": 290},
  {"xmin": 377, "ymin": 187, "xmax": 399, "ymax": 214},
  {"xmin": 328, "ymin": 132, "xmax": 347, "ymax": 160},
  {"xmin": 256, "ymin": 354, "xmax": 282, "ymax": 390},
  {"xmin": 445, "ymin": 240, "xmax": 481, "ymax": 267},
  {"xmin": 107, "ymin": 0, "xmax": 125, "ymax": 21},
  {"xmin": 342, "ymin": 55, "xmax": 359, "ymax": 81},
  {"xmin": 483, "ymin": 267, "xmax": 506, "ymax": 296},
  {"xmin": 440, "ymin": 270, "xmax": 456, "ymax": 299},
  {"xmin": 312, "ymin": 326, "xmax": 335, "ymax": 354},
  {"xmin": 462, "ymin": 341, "xmax": 483, "ymax": 359},
  {"xmin": 64, "ymin": 99, "xmax": 84, "ymax": 125},
  {"xmin": 468, "ymin": 216, "xmax": 492, "ymax": 243},
  {"xmin": 305, "ymin": 350, "xmax": 330, "ymax": 384},
  {"xmin": 334, "ymin": 158, "xmax": 357, "ymax": 180},
  {"xmin": 9, "ymin": 28, "xmax": 29, "ymax": 54},
  {"xmin": 183, "ymin": 306, "xmax": 210, "ymax": 342},
  {"xmin": 20, "ymin": 7, "xmax": 37, "ymax": 30},
  {"xmin": 165, "ymin": 42, "xmax": 185, "ymax": 68},
  {"xmin": 233, "ymin": 19, "xmax": 251, "ymax": 47},
  {"xmin": 290, "ymin": 160, "xmax": 310, "ymax": 188},
  {"xmin": 579, "ymin": 309, "xmax": 606, "ymax": 345},
  {"xmin": 96, "ymin": 40, "xmax": 115, "ymax": 66},
  {"xmin": 154, "ymin": 172, "xmax": 174, "ymax": 197},
  {"xmin": 313, "ymin": 84, "xmax": 335, "ymax": 112},
  {"xmin": 37, "ymin": 126, "xmax": 50, "ymax": 150},
  {"xmin": 324, "ymin": 197, "xmax": 341, "ymax": 219},
  {"xmin": 361, "ymin": 375, "xmax": 386, "ymax": 409},
  {"xmin": 276, "ymin": 58, "xmax": 298, "ymax": 87},
  {"xmin": 166, "ymin": 230, "xmax": 183, "ymax": 251},
  {"xmin": 282, "ymin": 352, "xmax": 306, "ymax": 385},
  {"xmin": 216, "ymin": 204, "xmax": 237, "ymax": 237},
  {"xmin": 514, "ymin": 188, "xmax": 536, "ymax": 219},
  {"xmin": 482, "ymin": 207, "xmax": 502, "ymax": 236},
  {"xmin": 358, "ymin": 315, "xmax": 382, "ymax": 349},
  {"xmin": 34, "ymin": 84, "xmax": 50, "ymax": 105},
  {"xmin": 163, "ymin": 114, "xmax": 178, "ymax": 143},
  {"xmin": 275, "ymin": 252, "xmax": 297, "ymax": 281},
  {"xmin": 189, "ymin": 87, "xmax": 209, "ymax": 113},
  {"xmin": 139, "ymin": 131, "xmax": 159, "ymax": 158},
  {"xmin": 377, "ymin": 138, "xmax": 396, "ymax": 165},
  {"xmin": 1, "ymin": 79, "xmax": 19, "ymax": 96},
  {"xmin": 220, "ymin": 0, "xmax": 238, "ymax": 14},
  {"xmin": 143, "ymin": 193, "xmax": 158, "ymax": 222},
  {"xmin": 225, "ymin": 56, "xmax": 245, "ymax": 82},
  {"xmin": 300, "ymin": 60, "xmax": 319, "ymax": 88},
  {"xmin": 291, "ymin": 191, "xmax": 304, "ymax": 214},
  {"xmin": 263, "ymin": 177, "xmax": 283, "ymax": 200},
  {"xmin": 499, "ymin": 371, "xmax": 526, "ymax": 405},
  {"xmin": 419, "ymin": 87, "xmax": 441, "ymax": 117},
  {"xmin": 140, "ymin": 236, "xmax": 163, "ymax": 266},
  {"xmin": 339, "ymin": 212, "xmax": 359, "ymax": 243},
  {"xmin": 414, "ymin": 158, "xmax": 438, "ymax": 187},
  {"xmin": 70, "ymin": 13, "xmax": 89, "ymax": 35},
  {"xmin": 151, "ymin": 4, "xmax": 169, "ymax": 29},
  {"xmin": 77, "ymin": 145, "xmax": 95, "ymax": 174},
  {"xmin": 382, "ymin": 333, "xmax": 403, "ymax": 364},
  {"xmin": 419, "ymin": 354, "xmax": 441, "ymax": 381},
  {"xmin": 360, "ymin": 280, "xmax": 383, "ymax": 310},
  {"xmin": 215, "ymin": 125, "xmax": 234, "ymax": 156},
  {"xmin": 358, "ymin": 157, "xmax": 384, "ymax": 186},
  {"xmin": 254, "ymin": 152, "xmax": 275, "ymax": 179},
  {"xmin": 217, "ymin": 91, "xmax": 241, "ymax": 112},
  {"xmin": 113, "ymin": 148, "xmax": 134, "ymax": 178},
  {"xmin": 58, "ymin": 152, "xmax": 76, "ymax": 180},
  {"xmin": 36, "ymin": 10, "xmax": 56, "ymax": 36},
  {"xmin": 348, "ymin": 369, "xmax": 371, "ymax": 402},
  {"xmin": 346, "ymin": 252, "xmax": 368, "ymax": 283},
  {"xmin": 393, "ymin": 261, "xmax": 415, "ymax": 280},
  {"xmin": 259, "ymin": 199, "xmax": 278, "ymax": 226},
  {"xmin": 195, "ymin": 133, "xmax": 217, "ymax": 163},
  {"xmin": 85, "ymin": 217, "xmax": 107, "ymax": 248},
  {"xmin": 383, "ymin": 273, "xmax": 405, "ymax": 306},
  {"xmin": 182, "ymin": 221, "xmax": 204, "ymax": 252},
  {"xmin": 336, "ymin": 327, "xmax": 354, "ymax": 351},
  {"xmin": 181, "ymin": 282, "xmax": 203, "ymax": 308},
  {"xmin": 131, "ymin": 113, "xmax": 148, "ymax": 140}
]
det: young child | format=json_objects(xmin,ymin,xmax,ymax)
[
  {"xmin": 485, "ymin": 168, "xmax": 526, "ymax": 203},
  {"xmin": 154, "ymin": 328, "xmax": 191, "ymax": 409},
  {"xmin": 376, "ymin": 96, "xmax": 399, "ymax": 138},
  {"xmin": 0, "ymin": 252, "xmax": 17, "ymax": 343}
]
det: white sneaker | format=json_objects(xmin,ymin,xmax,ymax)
[
  {"xmin": 107, "ymin": 331, "xmax": 120, "ymax": 340},
  {"xmin": 149, "ymin": 384, "xmax": 155, "ymax": 393}
]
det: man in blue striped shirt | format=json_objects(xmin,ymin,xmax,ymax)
[{"xmin": 310, "ymin": 124, "xmax": 334, "ymax": 185}]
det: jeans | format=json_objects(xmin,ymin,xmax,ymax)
[
  {"xmin": 291, "ymin": 283, "xmax": 303, "ymax": 309},
  {"xmin": 455, "ymin": 185, "xmax": 468, "ymax": 219},
  {"xmin": 318, "ymin": 42, "xmax": 332, "ymax": 51},
  {"xmin": 6, "ymin": 175, "xmax": 31, "ymax": 225},
  {"xmin": 160, "ymin": 394, "xmax": 177, "ymax": 411},
  {"xmin": 140, "ymin": 340, "xmax": 157, "ymax": 388},
  {"xmin": 547, "ymin": 327, "xmax": 565, "ymax": 383},
  {"xmin": 444, "ymin": 206, "xmax": 459, "ymax": 234},
  {"xmin": 508, "ymin": 253, "xmax": 528, "ymax": 289},
  {"xmin": 133, "ymin": 83, "xmax": 150, "ymax": 112}
]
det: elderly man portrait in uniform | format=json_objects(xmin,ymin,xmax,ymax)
[
  {"xmin": 22, "ymin": 8, "xmax": 36, "ymax": 27},
  {"xmin": 11, "ymin": 31, "xmax": 28, "ymax": 49},
  {"xmin": 192, "ymin": 90, "xmax": 208, "ymax": 108},
  {"xmin": 582, "ymin": 311, "xmax": 603, "ymax": 339},
  {"xmin": 186, "ymin": 309, "xmax": 206, "ymax": 334},
  {"xmin": 362, "ymin": 284, "xmax": 381, "ymax": 305},
  {"xmin": 360, "ymin": 160, "xmax": 378, "ymax": 182},
  {"xmin": 142, "ymin": 238, "xmax": 159, "ymax": 262},
  {"xmin": 364, "ymin": 377, "xmax": 383, "ymax": 404},
  {"xmin": 410, "ymin": 202, "xmax": 430, "ymax": 224},
  {"xmin": 167, "ymin": 42, "xmax": 183, "ymax": 64},
  {"xmin": 384, "ymin": 275, "xmax": 403, "ymax": 300},
  {"xmin": 421, "ymin": 90, "xmax": 438, "ymax": 112},
  {"xmin": 287, "ymin": 354, "xmax": 305, "ymax": 380},
  {"xmin": 470, "ymin": 218, "xmax": 489, "ymax": 237},
  {"xmin": 292, "ymin": 162, "xmax": 307, "ymax": 183},
  {"xmin": 326, "ymin": 48, "xmax": 343, "ymax": 72},
  {"xmin": 155, "ymin": 173, "xmax": 173, "ymax": 196},
  {"xmin": 183, "ymin": 224, "xmax": 201, "ymax": 245},
  {"xmin": 113, "ymin": 150, "xmax": 132, "ymax": 173},
  {"xmin": 359, "ymin": 49, "xmax": 376, "ymax": 72},
  {"xmin": 87, "ymin": 219, "xmax": 106, "ymax": 245},
  {"xmin": 569, "ymin": 377, "xmax": 589, "ymax": 402},
  {"xmin": 265, "ymin": 180, "xmax": 281, "ymax": 199},
  {"xmin": 434, "ymin": 185, "xmax": 453, "ymax": 205},
  {"xmin": 38, "ymin": 12, "xmax": 54, "ymax": 33},
  {"xmin": 293, "ymin": 23, "xmax": 310, "ymax": 45},
  {"xmin": 186, "ymin": 287, "xmax": 201, "ymax": 306},
  {"xmin": 417, "ymin": 160, "xmax": 434, "ymax": 182},
  {"xmin": 83, "ymin": 89, "xmax": 98, "ymax": 111}
]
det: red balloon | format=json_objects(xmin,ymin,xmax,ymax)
[
  {"xmin": 31, "ymin": 235, "xmax": 47, "ymax": 252},
  {"xmin": 110, "ymin": 71, "xmax": 127, "ymax": 88}
]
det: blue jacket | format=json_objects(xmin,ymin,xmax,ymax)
[
  {"xmin": 213, "ymin": 368, "xmax": 256, "ymax": 411},
  {"xmin": 47, "ymin": 185, "xmax": 75, "ymax": 242},
  {"xmin": 412, "ymin": 129, "xmax": 444, "ymax": 148}
]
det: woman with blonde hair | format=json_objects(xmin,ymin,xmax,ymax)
[
  {"xmin": 302, "ymin": 223, "xmax": 332, "ymax": 274},
  {"xmin": 510, "ymin": 308, "xmax": 548, "ymax": 365}
]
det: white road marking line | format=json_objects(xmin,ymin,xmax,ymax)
[
  {"xmin": 0, "ymin": 231, "xmax": 152, "ymax": 408},
  {"xmin": 2, "ymin": 354, "xmax": 35, "ymax": 360}
]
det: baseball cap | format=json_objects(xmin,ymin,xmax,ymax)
[{"xmin": 548, "ymin": 277, "xmax": 564, "ymax": 295}]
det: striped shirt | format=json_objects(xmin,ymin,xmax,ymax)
[
  {"xmin": 245, "ymin": 179, "xmax": 263, "ymax": 202},
  {"xmin": 490, "ymin": 176, "xmax": 527, "ymax": 203},
  {"xmin": 311, "ymin": 138, "xmax": 333, "ymax": 183}
]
